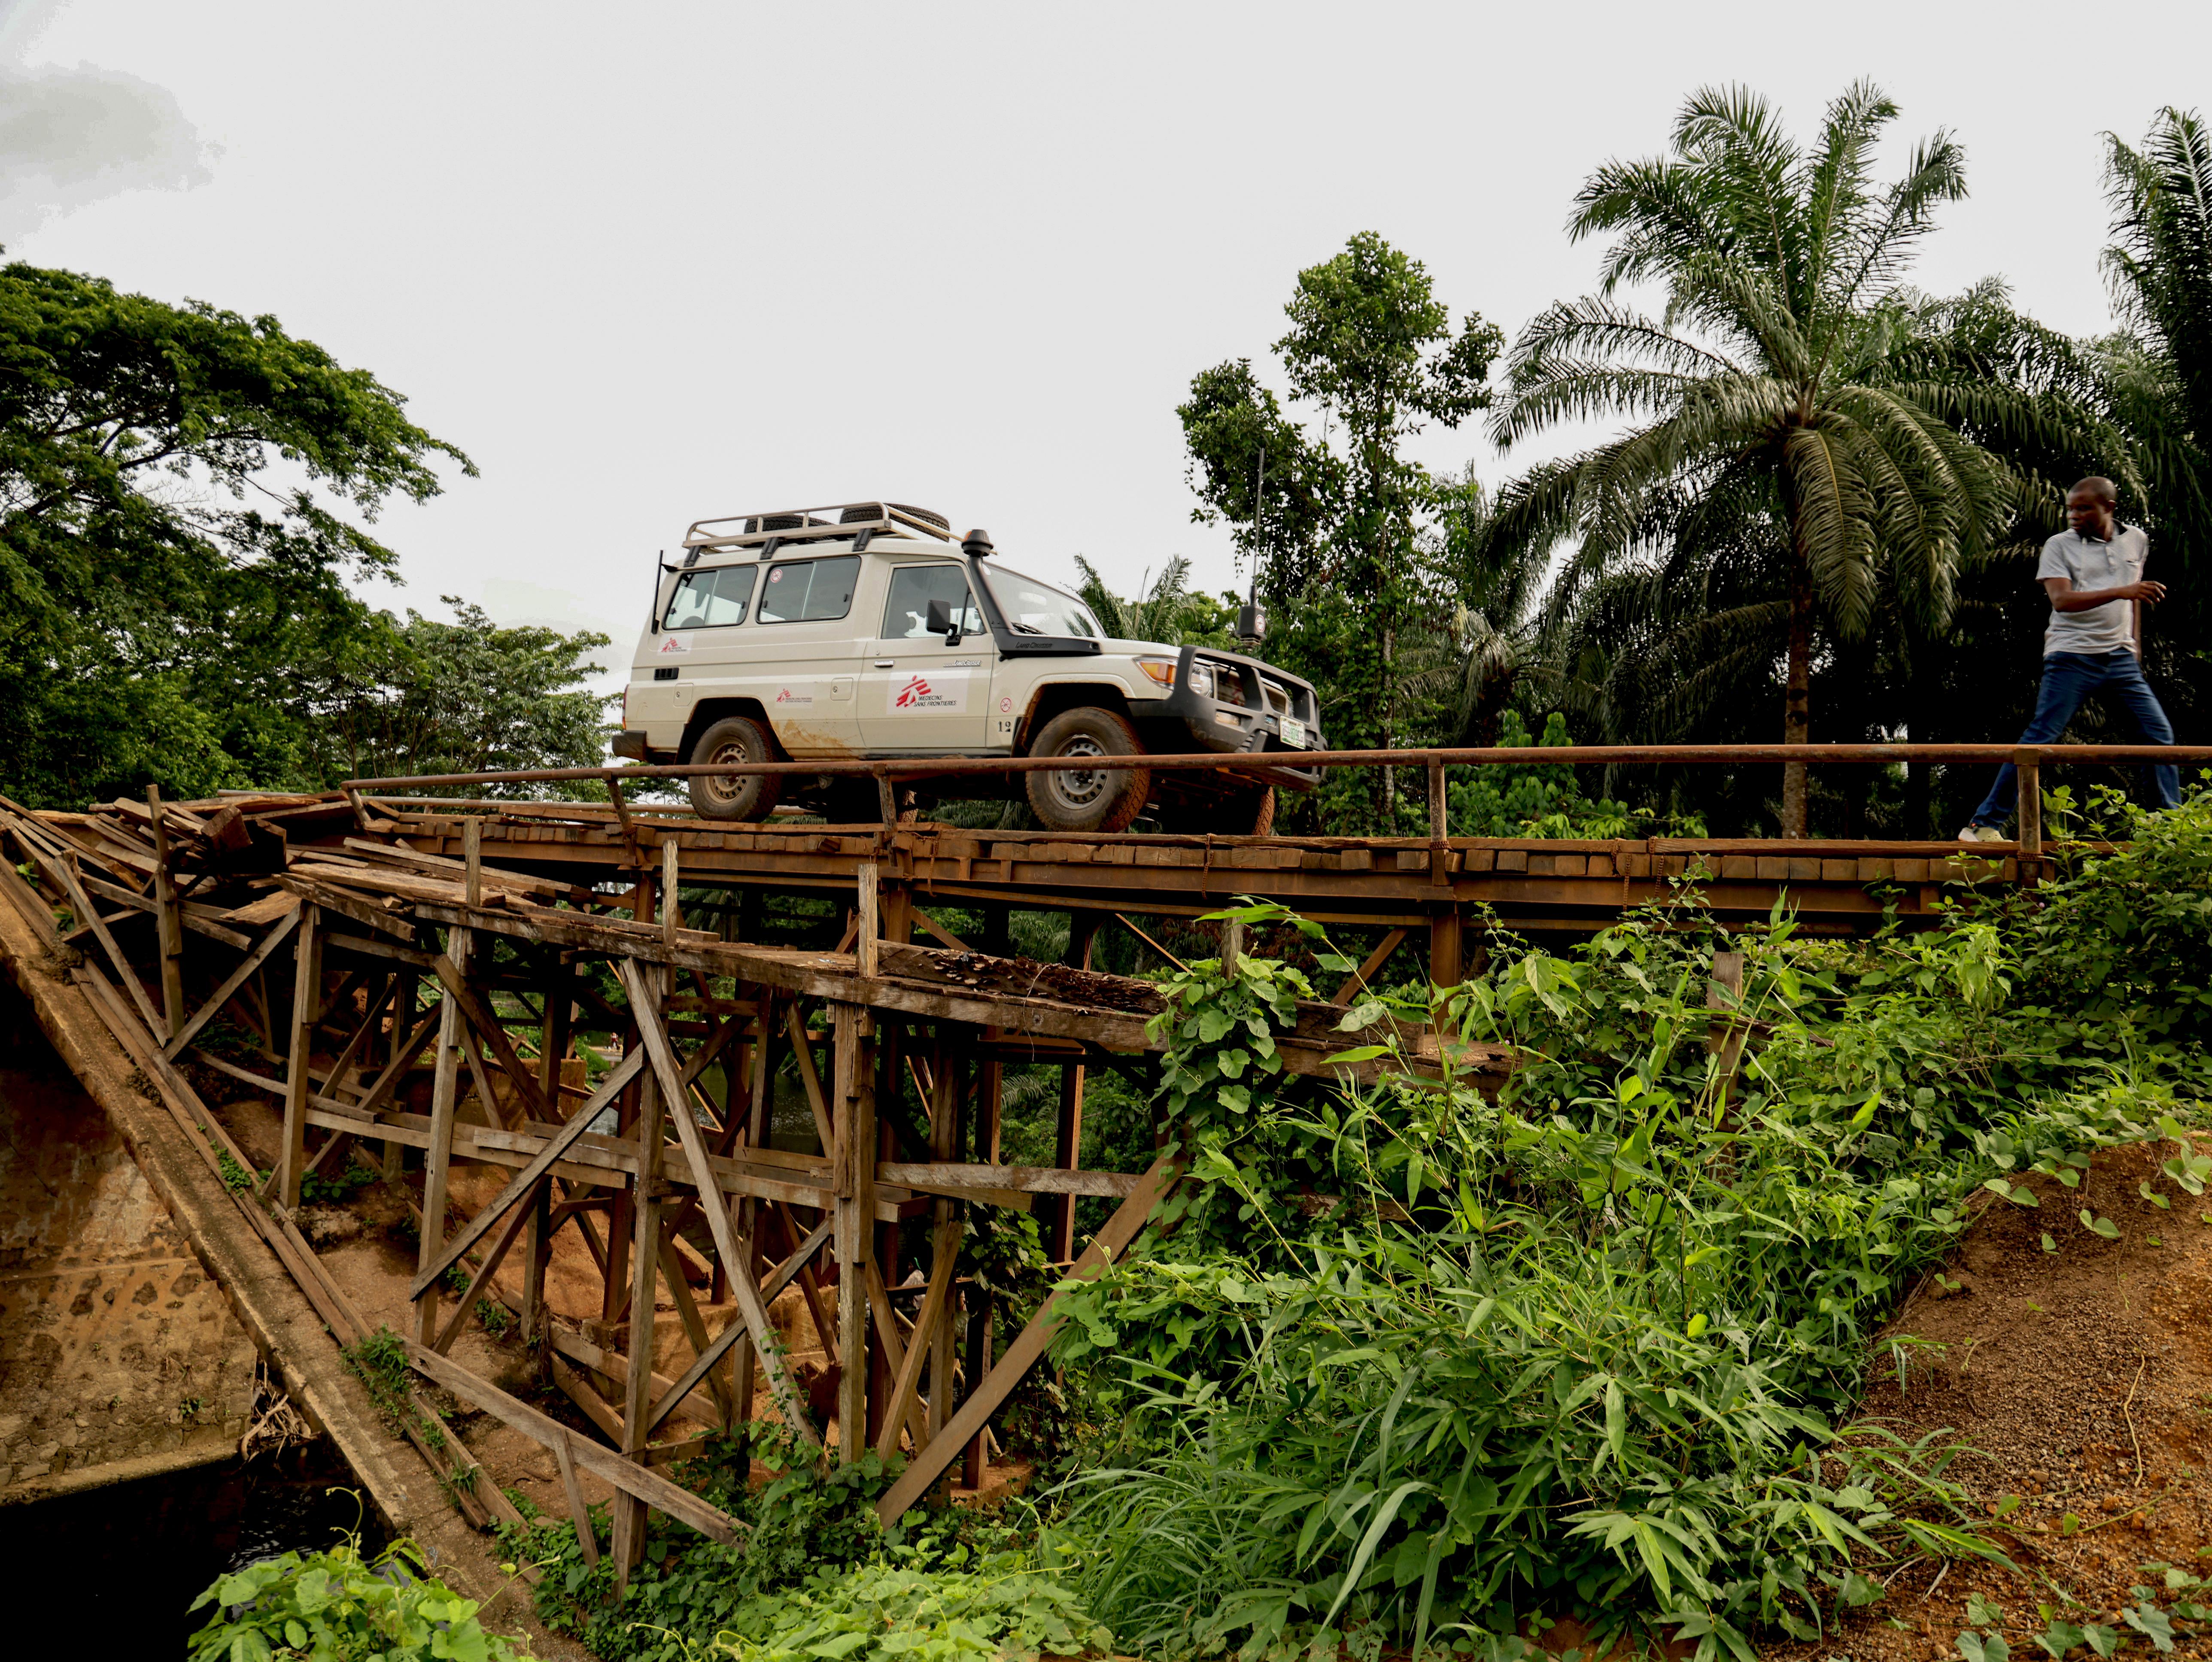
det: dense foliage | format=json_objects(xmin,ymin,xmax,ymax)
[
  {"xmin": 188, "ymin": 1528, "xmax": 532, "ymax": 1662},
  {"xmin": 1042, "ymin": 790, "xmax": 2212, "ymax": 1659},
  {"xmin": 0, "ymin": 259, "xmax": 612, "ymax": 807}
]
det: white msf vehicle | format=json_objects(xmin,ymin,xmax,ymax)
[{"xmin": 613, "ymin": 500, "xmax": 1324, "ymax": 833}]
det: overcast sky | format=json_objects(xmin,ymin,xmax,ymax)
[{"xmin": 7, "ymin": 0, "xmax": 2208, "ymax": 685}]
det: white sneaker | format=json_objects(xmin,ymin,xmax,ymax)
[{"xmin": 1956, "ymin": 824, "xmax": 1999, "ymax": 843}]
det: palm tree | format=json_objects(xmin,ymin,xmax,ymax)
[
  {"xmin": 2103, "ymin": 109, "xmax": 2212, "ymax": 719},
  {"xmin": 1486, "ymin": 82, "xmax": 2047, "ymax": 835},
  {"xmin": 1072, "ymin": 555, "xmax": 1208, "ymax": 643}
]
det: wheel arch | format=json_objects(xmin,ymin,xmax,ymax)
[
  {"xmin": 680, "ymin": 698, "xmax": 785, "ymax": 761},
  {"xmin": 1013, "ymin": 682, "xmax": 1138, "ymax": 754}
]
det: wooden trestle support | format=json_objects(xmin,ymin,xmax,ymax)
[{"xmin": 0, "ymin": 789, "xmax": 1480, "ymax": 1584}]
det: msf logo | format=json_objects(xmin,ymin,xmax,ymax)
[{"xmin": 893, "ymin": 675, "xmax": 933, "ymax": 709}]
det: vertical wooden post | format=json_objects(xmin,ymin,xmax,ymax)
[
  {"xmin": 927, "ymin": 1043, "xmax": 963, "ymax": 1500},
  {"xmin": 1429, "ymin": 907, "xmax": 1464, "ymax": 990},
  {"xmin": 415, "ymin": 925, "xmax": 470, "ymax": 1344},
  {"xmin": 963, "ymin": 1027, "xmax": 1002, "ymax": 1490},
  {"xmin": 855, "ymin": 862, "xmax": 880, "ymax": 979},
  {"xmin": 1707, "ymin": 949, "xmax": 1747, "ymax": 1127},
  {"xmin": 523, "ymin": 963, "xmax": 571, "ymax": 1346},
  {"xmin": 1048, "ymin": 915, "xmax": 1099, "ymax": 1263},
  {"xmin": 277, "ymin": 904, "xmax": 323, "ymax": 1209},
  {"xmin": 2015, "ymin": 750, "xmax": 2042, "ymax": 859},
  {"xmin": 462, "ymin": 818, "xmax": 482, "ymax": 908},
  {"xmin": 146, "ymin": 786, "xmax": 185, "ymax": 1040},
  {"xmin": 383, "ymin": 970, "xmax": 415, "ymax": 1181},
  {"xmin": 662, "ymin": 838, "xmax": 681, "ymax": 948},
  {"xmin": 729, "ymin": 1017, "xmax": 772, "ymax": 1430},
  {"xmin": 832, "ymin": 1003, "xmax": 874, "ymax": 1461},
  {"xmin": 1427, "ymin": 757, "xmax": 1450, "ymax": 884},
  {"xmin": 612, "ymin": 965, "xmax": 667, "ymax": 1585}
]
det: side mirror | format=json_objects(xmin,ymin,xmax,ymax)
[{"xmin": 925, "ymin": 597, "xmax": 962, "ymax": 644}]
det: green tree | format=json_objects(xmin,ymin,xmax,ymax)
[
  {"xmin": 1180, "ymin": 233, "xmax": 1501, "ymax": 823},
  {"xmin": 0, "ymin": 258, "xmax": 472, "ymax": 806},
  {"xmin": 320, "ymin": 600, "xmax": 615, "ymax": 791},
  {"xmin": 1486, "ymin": 84, "xmax": 2102, "ymax": 836}
]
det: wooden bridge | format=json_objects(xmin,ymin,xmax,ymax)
[{"xmin": 0, "ymin": 739, "xmax": 2196, "ymax": 1588}]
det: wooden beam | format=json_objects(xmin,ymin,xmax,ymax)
[
  {"xmin": 833, "ymin": 1003, "xmax": 872, "ymax": 1461},
  {"xmin": 785, "ymin": 1005, "xmax": 837, "ymax": 1153},
  {"xmin": 552, "ymin": 1431, "xmax": 600, "ymax": 1568},
  {"xmin": 876, "ymin": 1149, "xmax": 1182, "ymax": 1522},
  {"xmin": 277, "ymin": 905, "xmax": 324, "ymax": 1209},
  {"xmin": 613, "ymin": 980, "xmax": 668, "ymax": 1583},
  {"xmin": 1331, "ymin": 928, "xmax": 1408, "ymax": 1007},
  {"xmin": 432, "ymin": 1189, "xmax": 535, "ymax": 1355},
  {"xmin": 147, "ymin": 786, "xmax": 185, "ymax": 1039},
  {"xmin": 413, "ymin": 925, "xmax": 471, "ymax": 1343},
  {"xmin": 406, "ymin": 1046, "xmax": 646, "ymax": 1298},
  {"xmin": 646, "ymin": 1212, "xmax": 830, "ymax": 1437},
  {"xmin": 617, "ymin": 958, "xmax": 816, "ymax": 1445},
  {"xmin": 407, "ymin": 1340, "xmax": 738, "ymax": 1544},
  {"xmin": 162, "ymin": 904, "xmax": 304, "ymax": 1059},
  {"xmin": 872, "ymin": 1223, "xmax": 959, "ymax": 1461}
]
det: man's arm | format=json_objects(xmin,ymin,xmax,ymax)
[{"xmin": 2042, "ymin": 575, "xmax": 2165, "ymax": 613}]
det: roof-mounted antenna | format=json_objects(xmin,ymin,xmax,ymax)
[{"xmin": 1238, "ymin": 443, "xmax": 1267, "ymax": 646}]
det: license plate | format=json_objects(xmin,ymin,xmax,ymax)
[{"xmin": 1279, "ymin": 716, "xmax": 1307, "ymax": 749}]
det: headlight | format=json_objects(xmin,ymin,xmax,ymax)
[
  {"xmin": 1134, "ymin": 657, "xmax": 1178, "ymax": 690},
  {"xmin": 1186, "ymin": 662, "xmax": 1214, "ymax": 699}
]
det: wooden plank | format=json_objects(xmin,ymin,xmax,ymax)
[
  {"xmin": 147, "ymin": 788, "xmax": 185, "ymax": 1038},
  {"xmin": 874, "ymin": 1149, "xmax": 1182, "ymax": 1522},
  {"xmin": 785, "ymin": 1006, "xmax": 837, "ymax": 1152},
  {"xmin": 410, "ymin": 1341, "xmax": 739, "ymax": 1544}
]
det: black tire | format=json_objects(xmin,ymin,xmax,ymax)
[
  {"xmin": 814, "ymin": 778, "xmax": 882, "ymax": 825},
  {"xmin": 1024, "ymin": 707, "xmax": 1151, "ymax": 833},
  {"xmin": 687, "ymin": 716, "xmax": 782, "ymax": 822}
]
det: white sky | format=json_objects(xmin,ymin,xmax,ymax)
[{"xmin": 7, "ymin": 0, "xmax": 2208, "ymax": 689}]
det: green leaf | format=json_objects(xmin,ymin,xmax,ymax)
[
  {"xmin": 2123, "ymin": 1603, "xmax": 2176, "ymax": 1652},
  {"xmin": 2081, "ymin": 1209, "xmax": 2122, "ymax": 1240},
  {"xmin": 1319, "ymin": 1480, "xmax": 1428, "ymax": 1629},
  {"xmin": 1960, "ymin": 1630, "xmax": 2012, "ymax": 1662},
  {"xmin": 2037, "ymin": 1619, "xmax": 2086, "ymax": 1658}
]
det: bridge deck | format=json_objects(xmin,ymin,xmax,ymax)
[{"xmin": 358, "ymin": 799, "xmax": 2035, "ymax": 936}]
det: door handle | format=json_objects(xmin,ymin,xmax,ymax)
[{"xmin": 873, "ymin": 660, "xmax": 895, "ymax": 668}]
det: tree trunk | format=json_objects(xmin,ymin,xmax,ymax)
[{"xmin": 1781, "ymin": 564, "xmax": 1812, "ymax": 837}]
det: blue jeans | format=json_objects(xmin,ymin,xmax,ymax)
[{"xmin": 1971, "ymin": 649, "xmax": 2180, "ymax": 826}]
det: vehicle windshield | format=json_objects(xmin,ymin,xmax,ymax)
[{"xmin": 979, "ymin": 564, "xmax": 1102, "ymax": 638}]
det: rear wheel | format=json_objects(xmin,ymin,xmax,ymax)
[
  {"xmin": 687, "ymin": 716, "xmax": 782, "ymax": 822},
  {"xmin": 1024, "ymin": 707, "xmax": 1151, "ymax": 833}
]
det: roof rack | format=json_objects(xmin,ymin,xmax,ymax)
[{"xmin": 683, "ymin": 501, "xmax": 954, "ymax": 551}]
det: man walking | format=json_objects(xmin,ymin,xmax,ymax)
[{"xmin": 1960, "ymin": 477, "xmax": 2179, "ymax": 840}]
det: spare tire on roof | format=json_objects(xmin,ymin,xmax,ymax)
[
  {"xmin": 838, "ymin": 505, "xmax": 882, "ymax": 525},
  {"xmin": 891, "ymin": 503, "xmax": 950, "ymax": 530}
]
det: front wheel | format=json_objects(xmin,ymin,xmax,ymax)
[
  {"xmin": 1023, "ymin": 707, "xmax": 1151, "ymax": 833},
  {"xmin": 687, "ymin": 716, "xmax": 783, "ymax": 822}
]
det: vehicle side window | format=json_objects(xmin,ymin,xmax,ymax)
[
  {"xmin": 880, "ymin": 564, "xmax": 984, "ymax": 639},
  {"xmin": 664, "ymin": 565, "xmax": 757, "ymax": 629},
  {"xmin": 757, "ymin": 556, "xmax": 861, "ymax": 624}
]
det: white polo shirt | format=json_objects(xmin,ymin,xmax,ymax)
[{"xmin": 2037, "ymin": 523, "xmax": 2148, "ymax": 657}]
